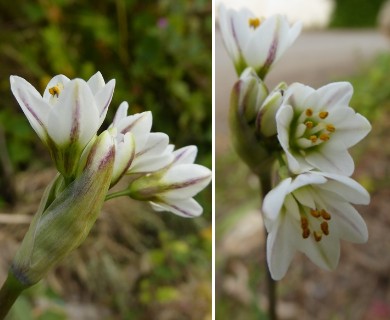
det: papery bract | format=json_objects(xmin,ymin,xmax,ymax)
[
  {"xmin": 11, "ymin": 131, "xmax": 115, "ymax": 285},
  {"xmin": 262, "ymin": 171, "xmax": 369, "ymax": 280}
]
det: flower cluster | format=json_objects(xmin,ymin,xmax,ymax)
[
  {"xmin": 219, "ymin": 4, "xmax": 371, "ymax": 280},
  {"xmin": 9, "ymin": 72, "xmax": 211, "ymax": 285}
]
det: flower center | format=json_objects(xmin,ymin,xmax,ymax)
[
  {"xmin": 300, "ymin": 208, "xmax": 331, "ymax": 242},
  {"xmin": 248, "ymin": 18, "xmax": 261, "ymax": 29},
  {"xmin": 48, "ymin": 84, "xmax": 62, "ymax": 98},
  {"xmin": 295, "ymin": 108, "xmax": 336, "ymax": 149}
]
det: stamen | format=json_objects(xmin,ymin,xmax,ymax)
[
  {"xmin": 321, "ymin": 221, "xmax": 329, "ymax": 235},
  {"xmin": 305, "ymin": 108, "xmax": 313, "ymax": 117},
  {"xmin": 326, "ymin": 124, "xmax": 336, "ymax": 132},
  {"xmin": 301, "ymin": 216, "xmax": 309, "ymax": 229},
  {"xmin": 49, "ymin": 85, "xmax": 61, "ymax": 97},
  {"xmin": 310, "ymin": 135, "xmax": 318, "ymax": 143},
  {"xmin": 249, "ymin": 18, "xmax": 260, "ymax": 29},
  {"xmin": 305, "ymin": 121, "xmax": 314, "ymax": 129},
  {"xmin": 321, "ymin": 209, "xmax": 331, "ymax": 220},
  {"xmin": 314, "ymin": 231, "xmax": 322, "ymax": 242},
  {"xmin": 302, "ymin": 228, "xmax": 310, "ymax": 239},
  {"xmin": 319, "ymin": 111, "xmax": 329, "ymax": 119},
  {"xmin": 310, "ymin": 209, "xmax": 321, "ymax": 218},
  {"xmin": 319, "ymin": 133, "xmax": 330, "ymax": 141}
]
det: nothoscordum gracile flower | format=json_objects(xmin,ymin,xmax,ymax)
[
  {"xmin": 276, "ymin": 82, "xmax": 371, "ymax": 176},
  {"xmin": 262, "ymin": 171, "xmax": 369, "ymax": 280},
  {"xmin": 128, "ymin": 145, "xmax": 211, "ymax": 217},
  {"xmin": 218, "ymin": 4, "xmax": 302, "ymax": 78},
  {"xmin": 10, "ymin": 72, "xmax": 115, "ymax": 179},
  {"xmin": 107, "ymin": 102, "xmax": 173, "ymax": 185}
]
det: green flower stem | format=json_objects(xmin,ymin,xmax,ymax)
[
  {"xmin": 105, "ymin": 189, "xmax": 130, "ymax": 201},
  {"xmin": 0, "ymin": 272, "xmax": 27, "ymax": 319},
  {"xmin": 259, "ymin": 173, "xmax": 277, "ymax": 320}
]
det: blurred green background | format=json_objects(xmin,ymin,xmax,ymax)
[{"xmin": 0, "ymin": 0, "xmax": 212, "ymax": 319}]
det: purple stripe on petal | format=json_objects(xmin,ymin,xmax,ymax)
[
  {"xmin": 19, "ymin": 89, "xmax": 45, "ymax": 129},
  {"xmin": 99, "ymin": 86, "xmax": 114, "ymax": 118}
]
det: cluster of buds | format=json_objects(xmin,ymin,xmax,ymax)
[
  {"xmin": 219, "ymin": 4, "xmax": 371, "ymax": 280},
  {"xmin": 9, "ymin": 72, "xmax": 211, "ymax": 286}
]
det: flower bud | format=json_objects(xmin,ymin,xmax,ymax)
[
  {"xmin": 229, "ymin": 72, "xmax": 282, "ymax": 176},
  {"xmin": 10, "ymin": 131, "xmax": 115, "ymax": 286},
  {"xmin": 256, "ymin": 82, "xmax": 287, "ymax": 137},
  {"xmin": 128, "ymin": 146, "xmax": 211, "ymax": 218}
]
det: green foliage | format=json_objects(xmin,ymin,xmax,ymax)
[
  {"xmin": 329, "ymin": 0, "xmax": 386, "ymax": 28},
  {"xmin": 348, "ymin": 53, "xmax": 390, "ymax": 120}
]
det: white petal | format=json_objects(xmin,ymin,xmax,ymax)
[
  {"xmin": 111, "ymin": 132, "xmax": 135, "ymax": 186},
  {"xmin": 163, "ymin": 164, "xmax": 212, "ymax": 199},
  {"xmin": 289, "ymin": 172, "xmax": 327, "ymax": 192},
  {"xmin": 329, "ymin": 201, "xmax": 368, "ymax": 243},
  {"xmin": 266, "ymin": 213, "xmax": 298, "ymax": 280},
  {"xmin": 305, "ymin": 140, "xmax": 355, "ymax": 176},
  {"xmin": 172, "ymin": 146, "xmax": 198, "ymax": 165},
  {"xmin": 284, "ymin": 83, "xmax": 315, "ymax": 111},
  {"xmin": 330, "ymin": 108, "xmax": 371, "ymax": 148},
  {"xmin": 10, "ymin": 76, "xmax": 51, "ymax": 142},
  {"xmin": 316, "ymin": 172, "xmax": 370, "ymax": 205},
  {"xmin": 47, "ymin": 79, "xmax": 99, "ymax": 146},
  {"xmin": 315, "ymin": 82, "xmax": 353, "ymax": 110},
  {"xmin": 87, "ymin": 71, "xmax": 105, "ymax": 94},
  {"xmin": 244, "ymin": 15, "xmax": 277, "ymax": 69},
  {"xmin": 300, "ymin": 234, "xmax": 340, "ymax": 271},
  {"xmin": 116, "ymin": 112, "xmax": 152, "ymax": 152},
  {"xmin": 111, "ymin": 102, "xmax": 129, "ymax": 127},
  {"xmin": 42, "ymin": 74, "xmax": 70, "ymax": 101},
  {"xmin": 262, "ymin": 178, "xmax": 291, "ymax": 220},
  {"xmin": 95, "ymin": 79, "xmax": 116, "ymax": 125},
  {"xmin": 276, "ymin": 104, "xmax": 293, "ymax": 148},
  {"xmin": 130, "ymin": 133, "xmax": 173, "ymax": 173},
  {"xmin": 151, "ymin": 198, "xmax": 203, "ymax": 218},
  {"xmin": 218, "ymin": 4, "xmax": 240, "ymax": 62}
]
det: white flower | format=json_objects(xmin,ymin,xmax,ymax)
[
  {"xmin": 107, "ymin": 102, "xmax": 173, "ymax": 185},
  {"xmin": 128, "ymin": 146, "xmax": 212, "ymax": 217},
  {"xmin": 10, "ymin": 72, "xmax": 115, "ymax": 178},
  {"xmin": 218, "ymin": 4, "xmax": 302, "ymax": 78},
  {"xmin": 276, "ymin": 82, "xmax": 371, "ymax": 176},
  {"xmin": 262, "ymin": 171, "xmax": 369, "ymax": 280}
]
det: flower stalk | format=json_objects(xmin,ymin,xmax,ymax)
[{"xmin": 0, "ymin": 272, "xmax": 28, "ymax": 319}]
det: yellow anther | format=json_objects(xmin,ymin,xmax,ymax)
[
  {"xmin": 302, "ymin": 228, "xmax": 311, "ymax": 239},
  {"xmin": 319, "ymin": 111, "xmax": 329, "ymax": 119},
  {"xmin": 305, "ymin": 121, "xmax": 314, "ymax": 129},
  {"xmin": 310, "ymin": 135, "xmax": 318, "ymax": 143},
  {"xmin": 310, "ymin": 209, "xmax": 321, "ymax": 218},
  {"xmin": 326, "ymin": 124, "xmax": 336, "ymax": 132},
  {"xmin": 314, "ymin": 231, "xmax": 322, "ymax": 242},
  {"xmin": 319, "ymin": 133, "xmax": 330, "ymax": 141},
  {"xmin": 249, "ymin": 18, "xmax": 260, "ymax": 29},
  {"xmin": 305, "ymin": 108, "xmax": 313, "ymax": 117},
  {"xmin": 49, "ymin": 85, "xmax": 61, "ymax": 97},
  {"xmin": 321, "ymin": 221, "xmax": 329, "ymax": 236},
  {"xmin": 321, "ymin": 209, "xmax": 331, "ymax": 220}
]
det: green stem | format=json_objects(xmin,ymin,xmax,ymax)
[
  {"xmin": 105, "ymin": 189, "xmax": 130, "ymax": 201},
  {"xmin": 0, "ymin": 272, "xmax": 26, "ymax": 319},
  {"xmin": 259, "ymin": 173, "xmax": 277, "ymax": 320}
]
